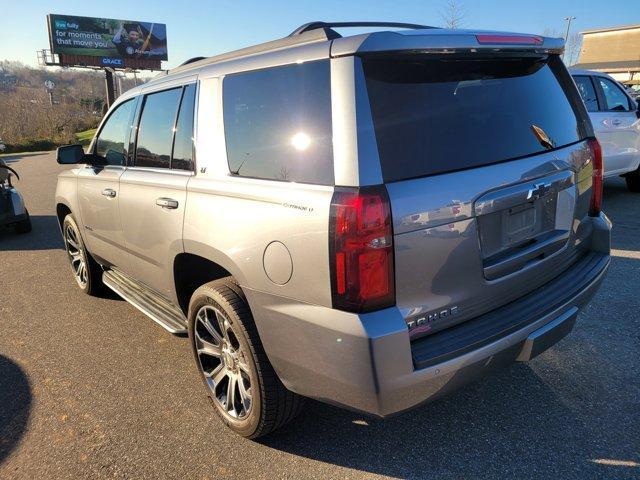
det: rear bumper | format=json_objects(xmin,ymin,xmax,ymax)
[{"xmin": 245, "ymin": 213, "xmax": 611, "ymax": 417}]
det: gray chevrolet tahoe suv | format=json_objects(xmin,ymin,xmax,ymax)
[{"xmin": 55, "ymin": 22, "xmax": 611, "ymax": 438}]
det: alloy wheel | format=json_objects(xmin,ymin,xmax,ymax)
[
  {"xmin": 64, "ymin": 224, "xmax": 88, "ymax": 287},
  {"xmin": 194, "ymin": 305, "xmax": 253, "ymax": 420}
]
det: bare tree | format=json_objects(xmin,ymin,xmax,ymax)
[
  {"xmin": 440, "ymin": 0, "xmax": 465, "ymax": 29},
  {"xmin": 277, "ymin": 165, "xmax": 291, "ymax": 181},
  {"xmin": 565, "ymin": 32, "xmax": 583, "ymax": 66},
  {"xmin": 542, "ymin": 27, "xmax": 562, "ymax": 38},
  {"xmin": 0, "ymin": 62, "xmax": 145, "ymax": 146},
  {"xmin": 540, "ymin": 28, "xmax": 582, "ymax": 66}
]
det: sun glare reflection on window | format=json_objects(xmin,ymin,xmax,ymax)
[{"xmin": 290, "ymin": 132, "xmax": 311, "ymax": 151}]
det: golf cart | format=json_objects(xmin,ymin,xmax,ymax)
[{"xmin": 0, "ymin": 160, "xmax": 31, "ymax": 234}]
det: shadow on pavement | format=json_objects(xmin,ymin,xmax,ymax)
[
  {"xmin": 0, "ymin": 356, "xmax": 32, "ymax": 465},
  {"xmin": 0, "ymin": 215, "xmax": 63, "ymax": 251},
  {"xmin": 261, "ymin": 361, "xmax": 637, "ymax": 478},
  {"xmin": 0, "ymin": 214, "xmax": 124, "ymax": 300}
]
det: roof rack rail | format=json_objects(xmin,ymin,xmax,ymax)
[
  {"xmin": 167, "ymin": 22, "xmax": 438, "ymax": 76},
  {"xmin": 179, "ymin": 56, "xmax": 206, "ymax": 67},
  {"xmin": 168, "ymin": 27, "xmax": 334, "ymax": 75},
  {"xmin": 289, "ymin": 21, "xmax": 438, "ymax": 37}
]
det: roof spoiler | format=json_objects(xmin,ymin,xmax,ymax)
[{"xmin": 331, "ymin": 30, "xmax": 565, "ymax": 57}]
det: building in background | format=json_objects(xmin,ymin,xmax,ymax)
[{"xmin": 574, "ymin": 24, "xmax": 640, "ymax": 89}]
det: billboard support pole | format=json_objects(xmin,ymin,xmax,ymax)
[{"xmin": 104, "ymin": 68, "xmax": 115, "ymax": 109}]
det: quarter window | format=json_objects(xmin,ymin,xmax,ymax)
[
  {"xmin": 222, "ymin": 60, "xmax": 333, "ymax": 185},
  {"xmin": 573, "ymin": 76, "xmax": 599, "ymax": 112},
  {"xmin": 95, "ymin": 99, "xmax": 136, "ymax": 166},
  {"xmin": 598, "ymin": 77, "xmax": 631, "ymax": 111},
  {"xmin": 136, "ymin": 88, "xmax": 182, "ymax": 168},
  {"xmin": 172, "ymin": 84, "xmax": 196, "ymax": 171}
]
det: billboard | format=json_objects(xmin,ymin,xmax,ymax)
[{"xmin": 47, "ymin": 14, "xmax": 168, "ymax": 61}]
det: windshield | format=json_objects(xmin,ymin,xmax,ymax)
[{"xmin": 362, "ymin": 55, "xmax": 586, "ymax": 182}]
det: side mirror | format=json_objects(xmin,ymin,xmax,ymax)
[{"xmin": 56, "ymin": 144, "xmax": 86, "ymax": 164}]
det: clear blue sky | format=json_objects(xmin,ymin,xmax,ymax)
[{"xmin": 0, "ymin": 0, "xmax": 635, "ymax": 69}]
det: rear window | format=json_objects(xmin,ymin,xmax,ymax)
[{"xmin": 362, "ymin": 55, "xmax": 585, "ymax": 182}]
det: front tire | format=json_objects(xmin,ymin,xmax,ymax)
[
  {"xmin": 62, "ymin": 214, "xmax": 104, "ymax": 295},
  {"xmin": 188, "ymin": 278, "xmax": 303, "ymax": 438}
]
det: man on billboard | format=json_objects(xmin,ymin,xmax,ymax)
[
  {"xmin": 111, "ymin": 21, "xmax": 168, "ymax": 59},
  {"xmin": 112, "ymin": 24, "xmax": 145, "ymax": 56}
]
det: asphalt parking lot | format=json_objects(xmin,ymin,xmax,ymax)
[{"xmin": 0, "ymin": 151, "xmax": 638, "ymax": 479}]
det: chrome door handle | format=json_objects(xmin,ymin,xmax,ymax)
[
  {"xmin": 101, "ymin": 188, "xmax": 116, "ymax": 198},
  {"xmin": 156, "ymin": 197, "xmax": 179, "ymax": 209},
  {"xmin": 611, "ymin": 118, "xmax": 622, "ymax": 126}
]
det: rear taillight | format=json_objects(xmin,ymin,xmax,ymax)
[
  {"xmin": 588, "ymin": 138, "xmax": 603, "ymax": 217},
  {"xmin": 329, "ymin": 185, "xmax": 395, "ymax": 312}
]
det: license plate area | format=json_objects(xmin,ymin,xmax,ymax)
[
  {"xmin": 502, "ymin": 193, "xmax": 556, "ymax": 250},
  {"xmin": 475, "ymin": 171, "xmax": 575, "ymax": 280}
]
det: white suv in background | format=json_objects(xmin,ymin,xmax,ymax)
[{"xmin": 571, "ymin": 69, "xmax": 640, "ymax": 191}]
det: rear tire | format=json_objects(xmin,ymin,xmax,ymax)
[
  {"xmin": 625, "ymin": 170, "xmax": 640, "ymax": 192},
  {"xmin": 62, "ymin": 214, "xmax": 104, "ymax": 295},
  {"xmin": 14, "ymin": 211, "xmax": 31, "ymax": 234},
  {"xmin": 188, "ymin": 278, "xmax": 303, "ymax": 438}
]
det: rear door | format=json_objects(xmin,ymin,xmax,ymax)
[
  {"xmin": 77, "ymin": 98, "xmax": 137, "ymax": 267},
  {"xmin": 118, "ymin": 83, "xmax": 196, "ymax": 298},
  {"xmin": 591, "ymin": 75, "xmax": 640, "ymax": 176},
  {"xmin": 360, "ymin": 53, "xmax": 595, "ymax": 339}
]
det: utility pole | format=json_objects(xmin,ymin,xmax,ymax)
[
  {"xmin": 562, "ymin": 16, "xmax": 576, "ymax": 60},
  {"xmin": 116, "ymin": 72, "xmax": 123, "ymax": 98},
  {"xmin": 104, "ymin": 68, "xmax": 115, "ymax": 109}
]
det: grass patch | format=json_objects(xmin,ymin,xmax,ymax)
[{"xmin": 75, "ymin": 128, "xmax": 97, "ymax": 146}]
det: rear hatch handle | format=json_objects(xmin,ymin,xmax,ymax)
[{"xmin": 474, "ymin": 170, "xmax": 574, "ymax": 216}]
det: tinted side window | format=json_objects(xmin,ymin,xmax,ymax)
[
  {"xmin": 136, "ymin": 88, "xmax": 182, "ymax": 168},
  {"xmin": 222, "ymin": 60, "xmax": 333, "ymax": 185},
  {"xmin": 171, "ymin": 84, "xmax": 196, "ymax": 171},
  {"xmin": 598, "ymin": 77, "xmax": 631, "ymax": 111},
  {"xmin": 95, "ymin": 99, "xmax": 136, "ymax": 165},
  {"xmin": 573, "ymin": 76, "xmax": 599, "ymax": 112}
]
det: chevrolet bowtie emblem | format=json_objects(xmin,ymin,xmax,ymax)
[{"xmin": 527, "ymin": 181, "xmax": 552, "ymax": 201}]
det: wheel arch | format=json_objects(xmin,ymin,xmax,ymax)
[
  {"xmin": 56, "ymin": 202, "xmax": 72, "ymax": 229},
  {"xmin": 173, "ymin": 251, "xmax": 241, "ymax": 315}
]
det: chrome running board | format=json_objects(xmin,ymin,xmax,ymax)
[{"xmin": 103, "ymin": 269, "xmax": 187, "ymax": 334}]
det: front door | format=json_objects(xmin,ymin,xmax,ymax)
[{"xmin": 77, "ymin": 98, "xmax": 137, "ymax": 267}]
